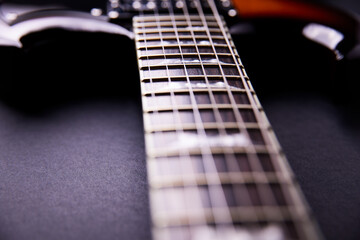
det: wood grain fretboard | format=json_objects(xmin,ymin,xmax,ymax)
[{"xmin": 133, "ymin": 10, "xmax": 322, "ymax": 240}]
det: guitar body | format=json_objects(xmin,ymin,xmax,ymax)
[
  {"xmin": 2, "ymin": 0, "xmax": 358, "ymax": 106},
  {"xmin": 0, "ymin": 1, "xmax": 359, "ymax": 240}
]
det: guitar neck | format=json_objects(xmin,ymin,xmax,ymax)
[{"xmin": 133, "ymin": 2, "xmax": 322, "ymax": 239}]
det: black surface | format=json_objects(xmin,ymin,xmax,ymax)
[
  {"xmin": 2, "ymin": 0, "xmax": 106, "ymax": 11},
  {"xmin": 0, "ymin": 1, "xmax": 359, "ymax": 240},
  {"xmin": 262, "ymin": 94, "xmax": 360, "ymax": 240},
  {"xmin": 0, "ymin": 99, "xmax": 151, "ymax": 240}
]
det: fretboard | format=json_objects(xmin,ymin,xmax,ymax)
[{"xmin": 133, "ymin": 10, "xmax": 322, "ymax": 240}]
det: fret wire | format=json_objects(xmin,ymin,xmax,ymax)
[
  {"xmin": 148, "ymin": 146, "xmax": 276, "ymax": 159},
  {"xmin": 143, "ymin": 104, "xmax": 254, "ymax": 112},
  {"xmin": 134, "ymin": 20, "xmax": 215, "ymax": 27},
  {"xmin": 137, "ymin": 43, "xmax": 229, "ymax": 50},
  {"xmin": 143, "ymin": 88, "xmax": 248, "ymax": 96},
  {"xmin": 179, "ymin": 0, "xmax": 241, "ymax": 234},
  {"xmin": 136, "ymin": 31, "xmax": 224, "ymax": 40},
  {"xmin": 150, "ymin": 172, "xmax": 291, "ymax": 189},
  {"xmin": 139, "ymin": 64, "xmax": 238, "ymax": 71},
  {"xmin": 137, "ymin": 45, "xmax": 233, "ymax": 53},
  {"xmin": 137, "ymin": 35, "xmax": 226, "ymax": 42},
  {"xmin": 135, "ymin": 25, "xmax": 222, "ymax": 32},
  {"xmin": 144, "ymin": 123, "xmax": 264, "ymax": 134},
  {"xmin": 140, "ymin": 75, "xmax": 247, "ymax": 84},
  {"xmin": 137, "ymin": 15, "xmax": 217, "ymax": 21},
  {"xmin": 139, "ymin": 52, "xmax": 237, "ymax": 59},
  {"xmin": 142, "ymin": 88, "xmax": 247, "ymax": 95},
  {"xmin": 152, "ymin": 205, "xmax": 306, "ymax": 227},
  {"xmin": 151, "ymin": 4, "xmax": 211, "ymax": 238}
]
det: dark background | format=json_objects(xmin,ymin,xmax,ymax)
[
  {"xmin": 3, "ymin": 0, "xmax": 360, "ymax": 13},
  {"xmin": 0, "ymin": 1, "xmax": 359, "ymax": 240}
]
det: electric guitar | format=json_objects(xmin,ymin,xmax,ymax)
[{"xmin": 0, "ymin": 0, "xmax": 359, "ymax": 240}]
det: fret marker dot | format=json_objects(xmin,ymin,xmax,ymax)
[
  {"xmin": 147, "ymin": 2, "xmax": 156, "ymax": 9},
  {"xmin": 221, "ymin": 0, "xmax": 231, "ymax": 7},
  {"xmin": 133, "ymin": 1, "xmax": 142, "ymax": 9},
  {"xmin": 176, "ymin": 1, "xmax": 184, "ymax": 8},
  {"xmin": 108, "ymin": 11, "xmax": 119, "ymax": 18},
  {"xmin": 91, "ymin": 8, "xmax": 102, "ymax": 17},
  {"xmin": 228, "ymin": 9, "xmax": 237, "ymax": 17}
]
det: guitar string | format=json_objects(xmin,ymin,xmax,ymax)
[
  {"xmin": 179, "ymin": 0, "xmax": 254, "ymax": 216},
  {"xmin": 193, "ymin": 0, "xmax": 270, "ymax": 233},
  {"xmin": 209, "ymin": 0, "xmax": 315, "ymax": 236},
  {"xmin": 140, "ymin": 0, "xmax": 266, "ymax": 235},
  {"xmin": 165, "ymin": 1, "xmax": 230, "ymax": 230},
  {"xmin": 136, "ymin": 0, "xmax": 238, "ymax": 235},
  {"xmin": 174, "ymin": 0, "xmax": 240, "ymax": 235},
  {"xmin": 190, "ymin": 1, "xmax": 255, "ymax": 236},
  {"xmin": 136, "ymin": 3, "xmax": 212, "ymax": 239},
  {"xmin": 203, "ymin": 0, "xmax": 292, "ymax": 230},
  {"xmin": 176, "ymin": 0, "xmax": 243, "ymax": 235},
  {"xmin": 190, "ymin": 0, "xmax": 263, "ymax": 228},
  {"xmin": 192, "ymin": 0, "xmax": 317, "ymax": 236},
  {"xmin": 191, "ymin": 0, "xmax": 299, "ymax": 235},
  {"xmin": 151, "ymin": 3, "xmax": 211, "ymax": 239},
  {"xmin": 193, "ymin": 0, "xmax": 264, "ymax": 226}
]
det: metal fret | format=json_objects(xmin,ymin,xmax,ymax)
[
  {"xmin": 150, "ymin": 153, "xmax": 278, "ymax": 173},
  {"xmin": 137, "ymin": 36, "xmax": 227, "ymax": 43},
  {"xmin": 139, "ymin": 57, "xmax": 237, "ymax": 68},
  {"xmin": 134, "ymin": 22, "xmax": 220, "ymax": 30},
  {"xmin": 143, "ymin": 104, "xmax": 254, "ymax": 111},
  {"xmin": 141, "ymin": 77, "xmax": 246, "ymax": 94},
  {"xmin": 139, "ymin": 45, "xmax": 234, "ymax": 56},
  {"xmin": 149, "ymin": 176, "xmax": 291, "ymax": 191},
  {"xmin": 136, "ymin": 30, "xmax": 218, "ymax": 36},
  {"xmin": 141, "ymin": 67, "xmax": 240, "ymax": 79},
  {"xmin": 133, "ymin": 20, "xmax": 212, "ymax": 26},
  {"xmin": 149, "ymin": 173, "xmax": 291, "ymax": 188},
  {"xmin": 142, "ymin": 89, "xmax": 249, "ymax": 98},
  {"xmin": 147, "ymin": 146, "xmax": 276, "ymax": 159},
  {"xmin": 140, "ymin": 63, "xmax": 238, "ymax": 71},
  {"xmin": 152, "ymin": 206, "xmax": 306, "ymax": 227},
  {"xmin": 143, "ymin": 111, "xmax": 259, "ymax": 131},
  {"xmin": 135, "ymin": 14, "xmax": 217, "ymax": 22},
  {"xmin": 134, "ymin": 8, "xmax": 322, "ymax": 240},
  {"xmin": 142, "ymin": 89, "xmax": 248, "ymax": 96},
  {"xmin": 144, "ymin": 123, "xmax": 264, "ymax": 134}
]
